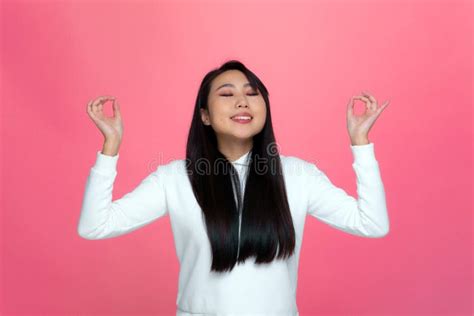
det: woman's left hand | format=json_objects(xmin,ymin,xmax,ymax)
[{"xmin": 347, "ymin": 91, "xmax": 390, "ymax": 145}]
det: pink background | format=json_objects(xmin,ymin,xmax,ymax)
[{"xmin": 1, "ymin": 0, "xmax": 472, "ymax": 315}]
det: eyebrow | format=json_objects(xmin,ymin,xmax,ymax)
[{"xmin": 215, "ymin": 83, "xmax": 253, "ymax": 92}]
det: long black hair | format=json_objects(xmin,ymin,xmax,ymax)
[{"xmin": 185, "ymin": 60, "xmax": 295, "ymax": 273}]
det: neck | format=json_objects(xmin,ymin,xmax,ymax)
[{"xmin": 217, "ymin": 137, "xmax": 253, "ymax": 162}]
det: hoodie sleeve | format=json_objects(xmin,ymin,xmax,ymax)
[
  {"xmin": 77, "ymin": 151, "xmax": 169, "ymax": 240},
  {"xmin": 305, "ymin": 143, "xmax": 390, "ymax": 238}
]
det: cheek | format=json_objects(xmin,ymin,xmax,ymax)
[
  {"xmin": 207, "ymin": 105, "xmax": 229, "ymax": 124},
  {"xmin": 210, "ymin": 113, "xmax": 232, "ymax": 129},
  {"xmin": 256, "ymin": 102, "xmax": 267, "ymax": 120},
  {"xmin": 257, "ymin": 114, "xmax": 266, "ymax": 127}
]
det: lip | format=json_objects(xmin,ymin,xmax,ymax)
[{"xmin": 230, "ymin": 112, "xmax": 253, "ymax": 119}]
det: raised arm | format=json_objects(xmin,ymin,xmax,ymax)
[
  {"xmin": 77, "ymin": 150, "xmax": 169, "ymax": 239},
  {"xmin": 306, "ymin": 142, "xmax": 389, "ymax": 238},
  {"xmin": 78, "ymin": 95, "xmax": 168, "ymax": 239}
]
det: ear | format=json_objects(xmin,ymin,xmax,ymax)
[{"xmin": 200, "ymin": 108, "xmax": 211, "ymax": 125}]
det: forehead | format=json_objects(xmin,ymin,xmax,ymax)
[{"xmin": 212, "ymin": 70, "xmax": 249, "ymax": 87}]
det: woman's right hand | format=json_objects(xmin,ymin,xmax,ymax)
[{"xmin": 87, "ymin": 96, "xmax": 123, "ymax": 142}]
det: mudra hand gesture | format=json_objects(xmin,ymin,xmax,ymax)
[
  {"xmin": 347, "ymin": 91, "xmax": 390, "ymax": 146},
  {"xmin": 86, "ymin": 96, "xmax": 123, "ymax": 142}
]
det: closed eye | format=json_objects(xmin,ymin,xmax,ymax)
[{"xmin": 220, "ymin": 93, "xmax": 259, "ymax": 97}]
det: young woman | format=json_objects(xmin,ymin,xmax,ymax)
[{"xmin": 78, "ymin": 60, "xmax": 390, "ymax": 316}]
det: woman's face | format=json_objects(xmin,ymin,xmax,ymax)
[{"xmin": 202, "ymin": 70, "xmax": 267, "ymax": 146}]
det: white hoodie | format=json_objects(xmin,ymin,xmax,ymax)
[{"xmin": 77, "ymin": 142, "xmax": 389, "ymax": 316}]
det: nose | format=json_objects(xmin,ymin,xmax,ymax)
[
  {"xmin": 236, "ymin": 100, "xmax": 249, "ymax": 108},
  {"xmin": 235, "ymin": 92, "xmax": 249, "ymax": 108}
]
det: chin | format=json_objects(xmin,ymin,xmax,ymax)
[
  {"xmin": 223, "ymin": 130, "xmax": 257, "ymax": 141},
  {"xmin": 230, "ymin": 134, "xmax": 255, "ymax": 141}
]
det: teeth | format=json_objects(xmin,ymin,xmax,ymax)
[{"xmin": 233, "ymin": 116, "xmax": 252, "ymax": 120}]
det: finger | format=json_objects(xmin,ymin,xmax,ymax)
[
  {"xmin": 97, "ymin": 95, "xmax": 116, "ymax": 102},
  {"xmin": 87, "ymin": 99, "xmax": 96, "ymax": 117},
  {"xmin": 362, "ymin": 94, "xmax": 378, "ymax": 112},
  {"xmin": 378, "ymin": 100, "xmax": 390, "ymax": 113},
  {"xmin": 113, "ymin": 99, "xmax": 122, "ymax": 119},
  {"xmin": 91, "ymin": 98, "xmax": 103, "ymax": 112},
  {"xmin": 361, "ymin": 90, "xmax": 378, "ymax": 110},
  {"xmin": 359, "ymin": 93, "xmax": 377, "ymax": 111},
  {"xmin": 92, "ymin": 96, "xmax": 115, "ymax": 110},
  {"xmin": 87, "ymin": 102, "xmax": 101, "ymax": 122},
  {"xmin": 346, "ymin": 96, "xmax": 354, "ymax": 116},
  {"xmin": 374, "ymin": 101, "xmax": 389, "ymax": 118},
  {"xmin": 353, "ymin": 95, "xmax": 372, "ymax": 111}
]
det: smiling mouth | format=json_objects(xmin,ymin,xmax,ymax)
[
  {"xmin": 231, "ymin": 116, "xmax": 253, "ymax": 123},
  {"xmin": 231, "ymin": 116, "xmax": 252, "ymax": 120}
]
